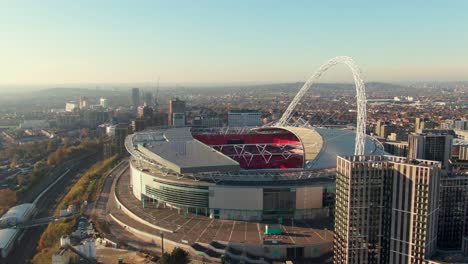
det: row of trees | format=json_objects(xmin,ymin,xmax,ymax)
[
  {"xmin": 0, "ymin": 189, "xmax": 17, "ymax": 215},
  {"xmin": 55, "ymin": 155, "xmax": 117, "ymax": 211},
  {"xmin": 46, "ymin": 139, "xmax": 101, "ymax": 166},
  {"xmin": 33, "ymin": 155, "xmax": 118, "ymax": 263},
  {"xmin": 1, "ymin": 140, "xmax": 54, "ymax": 169}
]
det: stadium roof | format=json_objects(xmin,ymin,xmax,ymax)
[
  {"xmin": 133, "ymin": 127, "xmax": 240, "ymax": 174},
  {"xmin": 255, "ymin": 126, "xmax": 323, "ymax": 161},
  {"xmin": 128, "ymin": 126, "xmax": 386, "ymax": 174},
  {"xmin": 256, "ymin": 126, "xmax": 386, "ymax": 169}
]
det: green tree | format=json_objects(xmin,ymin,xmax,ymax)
[
  {"xmin": 157, "ymin": 252, "xmax": 171, "ymax": 264},
  {"xmin": 171, "ymin": 248, "xmax": 190, "ymax": 263},
  {"xmin": 33, "ymin": 161, "xmax": 46, "ymax": 173},
  {"xmin": 157, "ymin": 248, "xmax": 190, "ymax": 264}
]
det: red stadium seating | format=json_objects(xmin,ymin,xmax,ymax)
[{"xmin": 193, "ymin": 133, "xmax": 304, "ymax": 169}]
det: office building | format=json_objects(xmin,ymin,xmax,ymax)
[
  {"xmin": 153, "ymin": 112, "xmax": 168, "ymax": 127},
  {"xmin": 137, "ymin": 104, "xmax": 154, "ymax": 120},
  {"xmin": 56, "ymin": 114, "xmax": 80, "ymax": 128},
  {"xmin": 131, "ymin": 119, "xmax": 146, "ymax": 132},
  {"xmin": 335, "ymin": 155, "xmax": 441, "ymax": 264},
  {"xmin": 108, "ymin": 123, "xmax": 129, "ymax": 155},
  {"xmin": 415, "ymin": 118, "xmax": 436, "ymax": 133},
  {"xmin": 375, "ymin": 120, "xmax": 384, "ymax": 137},
  {"xmin": 65, "ymin": 102, "xmax": 79, "ymax": 112},
  {"xmin": 192, "ymin": 116, "xmax": 222, "ymax": 128},
  {"xmin": 408, "ymin": 133, "xmax": 453, "ymax": 168},
  {"xmin": 460, "ymin": 145, "xmax": 468, "ymax": 161},
  {"xmin": 99, "ymin": 98, "xmax": 108, "ymax": 108},
  {"xmin": 143, "ymin": 91, "xmax": 153, "ymax": 106},
  {"xmin": 380, "ymin": 124, "xmax": 397, "ymax": 139},
  {"xmin": 228, "ymin": 110, "xmax": 262, "ymax": 127},
  {"xmin": 168, "ymin": 98, "xmax": 186, "ymax": 126},
  {"xmin": 383, "ymin": 141, "xmax": 408, "ymax": 157},
  {"xmin": 78, "ymin": 96, "xmax": 88, "ymax": 109},
  {"xmin": 132, "ymin": 88, "xmax": 140, "ymax": 110},
  {"xmin": 454, "ymin": 120, "xmax": 468, "ymax": 131},
  {"xmin": 81, "ymin": 110, "xmax": 109, "ymax": 128},
  {"xmin": 172, "ymin": 113, "xmax": 185, "ymax": 127}
]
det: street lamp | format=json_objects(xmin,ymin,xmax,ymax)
[{"xmin": 160, "ymin": 231, "xmax": 164, "ymax": 254}]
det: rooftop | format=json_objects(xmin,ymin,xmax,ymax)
[
  {"xmin": 339, "ymin": 155, "xmax": 441, "ymax": 168},
  {"xmin": 228, "ymin": 110, "xmax": 261, "ymax": 113},
  {"xmin": 0, "ymin": 203, "xmax": 34, "ymax": 222},
  {"xmin": 0, "ymin": 229, "xmax": 18, "ymax": 250},
  {"xmin": 130, "ymin": 127, "xmax": 240, "ymax": 174}
]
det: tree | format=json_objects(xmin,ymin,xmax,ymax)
[
  {"xmin": 10, "ymin": 156, "xmax": 17, "ymax": 170},
  {"xmin": 157, "ymin": 248, "xmax": 190, "ymax": 264},
  {"xmin": 0, "ymin": 189, "xmax": 17, "ymax": 215},
  {"xmin": 157, "ymin": 252, "xmax": 171, "ymax": 264},
  {"xmin": 33, "ymin": 161, "xmax": 46, "ymax": 173},
  {"xmin": 80, "ymin": 128, "xmax": 89, "ymax": 139},
  {"xmin": 47, "ymin": 140, "xmax": 54, "ymax": 151},
  {"xmin": 62, "ymin": 137, "xmax": 70, "ymax": 147},
  {"xmin": 171, "ymin": 248, "xmax": 190, "ymax": 264}
]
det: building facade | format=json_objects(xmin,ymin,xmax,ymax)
[
  {"xmin": 437, "ymin": 174, "xmax": 468, "ymax": 252},
  {"xmin": 228, "ymin": 110, "xmax": 262, "ymax": 127},
  {"xmin": 335, "ymin": 155, "xmax": 441, "ymax": 264},
  {"xmin": 408, "ymin": 133, "xmax": 453, "ymax": 169},
  {"xmin": 65, "ymin": 102, "xmax": 79, "ymax": 112},
  {"xmin": 168, "ymin": 98, "xmax": 186, "ymax": 126},
  {"xmin": 132, "ymin": 88, "xmax": 140, "ymax": 110},
  {"xmin": 99, "ymin": 98, "xmax": 108, "ymax": 108}
]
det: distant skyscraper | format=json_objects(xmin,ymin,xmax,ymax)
[
  {"xmin": 114, "ymin": 123, "xmax": 129, "ymax": 155},
  {"xmin": 153, "ymin": 112, "xmax": 168, "ymax": 127},
  {"xmin": 131, "ymin": 119, "xmax": 146, "ymax": 132},
  {"xmin": 78, "ymin": 96, "xmax": 88, "ymax": 109},
  {"xmin": 137, "ymin": 104, "xmax": 154, "ymax": 120},
  {"xmin": 132, "ymin": 88, "xmax": 140, "ymax": 110},
  {"xmin": 335, "ymin": 155, "xmax": 441, "ymax": 264},
  {"xmin": 228, "ymin": 110, "xmax": 262, "ymax": 127},
  {"xmin": 100, "ymin": 98, "xmax": 108, "ymax": 108},
  {"xmin": 408, "ymin": 132, "xmax": 453, "ymax": 168},
  {"xmin": 82, "ymin": 110, "xmax": 109, "ymax": 128},
  {"xmin": 144, "ymin": 91, "xmax": 153, "ymax": 106},
  {"xmin": 136, "ymin": 104, "xmax": 154, "ymax": 129},
  {"xmin": 65, "ymin": 101, "xmax": 79, "ymax": 112},
  {"xmin": 168, "ymin": 98, "xmax": 186, "ymax": 126}
]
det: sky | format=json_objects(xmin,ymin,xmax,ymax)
[{"xmin": 0, "ymin": 0, "xmax": 467, "ymax": 86}]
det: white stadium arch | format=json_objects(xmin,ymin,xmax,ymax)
[{"xmin": 276, "ymin": 56, "xmax": 367, "ymax": 155}]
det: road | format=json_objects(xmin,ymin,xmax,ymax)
[
  {"xmin": 2, "ymin": 154, "xmax": 101, "ymax": 264},
  {"xmin": 89, "ymin": 159, "xmax": 128, "ymax": 218}
]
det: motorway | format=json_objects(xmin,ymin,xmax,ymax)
[{"xmin": 2, "ymin": 154, "xmax": 101, "ymax": 264}]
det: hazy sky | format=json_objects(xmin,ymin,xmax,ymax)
[{"xmin": 1, "ymin": 0, "xmax": 467, "ymax": 85}]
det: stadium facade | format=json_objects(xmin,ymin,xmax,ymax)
[{"xmin": 125, "ymin": 125, "xmax": 385, "ymax": 222}]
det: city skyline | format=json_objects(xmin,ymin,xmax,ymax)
[{"xmin": 1, "ymin": 0, "xmax": 468, "ymax": 87}]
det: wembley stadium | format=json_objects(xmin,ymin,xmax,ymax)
[
  {"xmin": 114, "ymin": 56, "xmax": 382, "ymax": 262},
  {"xmin": 125, "ymin": 125, "xmax": 385, "ymax": 222}
]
